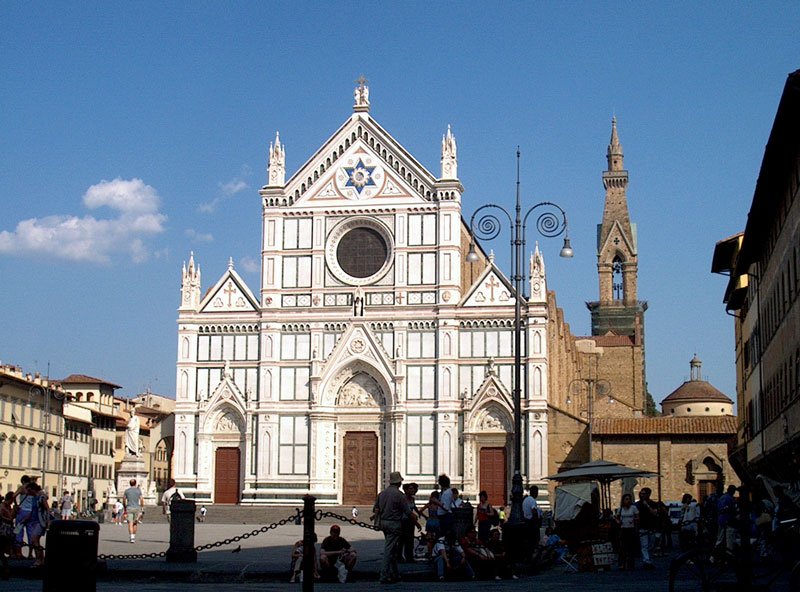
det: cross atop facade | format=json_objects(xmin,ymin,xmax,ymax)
[
  {"xmin": 485, "ymin": 275, "xmax": 501, "ymax": 302},
  {"xmin": 224, "ymin": 281, "xmax": 236, "ymax": 306},
  {"xmin": 355, "ymin": 75, "xmax": 368, "ymax": 87}
]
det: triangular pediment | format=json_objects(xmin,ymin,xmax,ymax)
[
  {"xmin": 598, "ymin": 220, "xmax": 637, "ymax": 258},
  {"xmin": 202, "ymin": 375, "xmax": 246, "ymax": 431},
  {"xmin": 199, "ymin": 266, "xmax": 259, "ymax": 313},
  {"xmin": 285, "ymin": 114, "xmax": 438, "ymax": 207},
  {"xmin": 461, "ymin": 264, "xmax": 515, "ymax": 307},
  {"xmin": 319, "ymin": 322, "xmax": 395, "ymax": 381},
  {"xmin": 468, "ymin": 374, "xmax": 514, "ymax": 432}
]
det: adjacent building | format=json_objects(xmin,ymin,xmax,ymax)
[{"xmin": 712, "ymin": 69, "xmax": 800, "ymax": 482}]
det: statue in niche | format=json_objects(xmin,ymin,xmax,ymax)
[{"xmin": 125, "ymin": 408, "xmax": 140, "ymax": 457}]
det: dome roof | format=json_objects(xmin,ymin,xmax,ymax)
[
  {"xmin": 662, "ymin": 355, "xmax": 733, "ymax": 405},
  {"xmin": 662, "ymin": 379, "xmax": 732, "ymax": 404}
]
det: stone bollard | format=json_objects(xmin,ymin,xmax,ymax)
[
  {"xmin": 44, "ymin": 519, "xmax": 99, "ymax": 591},
  {"xmin": 166, "ymin": 498, "xmax": 197, "ymax": 563}
]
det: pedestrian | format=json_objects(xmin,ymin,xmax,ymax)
[
  {"xmin": 351, "ymin": 506, "xmax": 359, "ymax": 519},
  {"xmin": 199, "ymin": 505, "xmax": 207, "ymax": 522},
  {"xmin": 59, "ymin": 491, "xmax": 73, "ymax": 520},
  {"xmin": 373, "ymin": 471, "xmax": 412, "ymax": 584},
  {"xmin": 400, "ymin": 482, "xmax": 421, "ymax": 562},
  {"xmin": 437, "ymin": 474, "xmax": 455, "ymax": 536},
  {"xmin": 319, "ymin": 524, "xmax": 358, "ymax": 583},
  {"xmin": 474, "ymin": 490, "xmax": 498, "ymax": 544},
  {"xmin": 679, "ymin": 493, "xmax": 700, "ymax": 550},
  {"xmin": 113, "ymin": 499, "xmax": 124, "ymax": 525},
  {"xmin": 716, "ymin": 484, "xmax": 738, "ymax": 554},
  {"xmin": 160, "ymin": 479, "xmax": 185, "ymax": 523},
  {"xmin": 123, "ymin": 479, "xmax": 143, "ymax": 543},
  {"xmin": 522, "ymin": 484, "xmax": 542, "ymax": 553},
  {"xmin": 14, "ymin": 481, "xmax": 48, "ymax": 567},
  {"xmin": 432, "ymin": 530, "xmax": 475, "ymax": 581},
  {"xmin": 0, "ymin": 492, "xmax": 14, "ymax": 579},
  {"xmin": 615, "ymin": 493, "xmax": 639, "ymax": 570},
  {"xmin": 635, "ymin": 487, "xmax": 658, "ymax": 570}
]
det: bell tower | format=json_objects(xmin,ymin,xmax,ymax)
[{"xmin": 586, "ymin": 118, "xmax": 647, "ymax": 339}]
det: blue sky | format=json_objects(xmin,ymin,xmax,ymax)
[{"xmin": 1, "ymin": 3, "xmax": 797, "ymax": 403}]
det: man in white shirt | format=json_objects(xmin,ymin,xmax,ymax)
[
  {"xmin": 437, "ymin": 474, "xmax": 455, "ymax": 536},
  {"xmin": 522, "ymin": 485, "xmax": 542, "ymax": 549},
  {"xmin": 160, "ymin": 479, "xmax": 185, "ymax": 523}
]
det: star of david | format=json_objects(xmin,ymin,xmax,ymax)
[{"xmin": 343, "ymin": 159, "xmax": 376, "ymax": 194}]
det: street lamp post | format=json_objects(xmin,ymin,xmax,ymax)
[
  {"xmin": 29, "ymin": 375, "xmax": 66, "ymax": 494},
  {"xmin": 466, "ymin": 149, "xmax": 573, "ymax": 531}
]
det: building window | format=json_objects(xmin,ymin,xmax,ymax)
[
  {"xmin": 407, "ymin": 252, "xmax": 436, "ymax": 285},
  {"xmin": 407, "ymin": 331, "xmax": 436, "ymax": 358},
  {"xmin": 281, "ymin": 333, "xmax": 311, "ymax": 360},
  {"xmin": 408, "ymin": 214, "xmax": 436, "ymax": 246},
  {"xmin": 279, "ymin": 367, "xmax": 310, "ymax": 401},
  {"xmin": 279, "ymin": 416, "xmax": 308, "ymax": 475},
  {"xmin": 406, "ymin": 415, "xmax": 435, "ymax": 475},
  {"xmin": 283, "ymin": 218, "xmax": 312, "ymax": 250},
  {"xmin": 283, "ymin": 256, "xmax": 312, "ymax": 288},
  {"xmin": 407, "ymin": 366, "xmax": 436, "ymax": 400}
]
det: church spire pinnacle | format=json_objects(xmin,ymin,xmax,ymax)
[
  {"xmin": 180, "ymin": 251, "xmax": 201, "ymax": 310},
  {"xmin": 268, "ymin": 131, "xmax": 285, "ymax": 187},
  {"xmin": 606, "ymin": 116, "xmax": 624, "ymax": 172},
  {"xmin": 440, "ymin": 124, "xmax": 458, "ymax": 179}
]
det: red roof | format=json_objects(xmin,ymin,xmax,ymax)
[
  {"xmin": 60, "ymin": 374, "xmax": 122, "ymax": 389},
  {"xmin": 593, "ymin": 416, "xmax": 737, "ymax": 435},
  {"xmin": 662, "ymin": 380, "xmax": 732, "ymax": 404}
]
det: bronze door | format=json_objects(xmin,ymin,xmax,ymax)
[
  {"xmin": 214, "ymin": 447, "xmax": 241, "ymax": 504},
  {"xmin": 480, "ymin": 447, "xmax": 507, "ymax": 507},
  {"xmin": 342, "ymin": 432, "xmax": 378, "ymax": 505}
]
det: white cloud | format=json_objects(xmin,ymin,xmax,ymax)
[
  {"xmin": 240, "ymin": 256, "xmax": 260, "ymax": 273},
  {"xmin": 0, "ymin": 178, "xmax": 167, "ymax": 264},
  {"xmin": 199, "ymin": 169, "xmax": 251, "ymax": 213},
  {"xmin": 185, "ymin": 228, "xmax": 214, "ymax": 243}
]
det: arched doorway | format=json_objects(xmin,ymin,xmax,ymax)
[{"xmin": 209, "ymin": 407, "xmax": 245, "ymax": 504}]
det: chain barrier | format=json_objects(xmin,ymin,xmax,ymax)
[
  {"xmin": 316, "ymin": 510, "xmax": 381, "ymax": 531},
  {"xmin": 98, "ymin": 509, "xmax": 301, "ymax": 561}
]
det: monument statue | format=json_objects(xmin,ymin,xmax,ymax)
[{"xmin": 125, "ymin": 410, "xmax": 141, "ymax": 457}]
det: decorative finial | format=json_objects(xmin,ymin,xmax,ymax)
[
  {"xmin": 354, "ymin": 75, "xmax": 370, "ymax": 112},
  {"xmin": 268, "ymin": 131, "xmax": 286, "ymax": 186},
  {"xmin": 228, "ymin": 257, "xmax": 234, "ymax": 270},
  {"xmin": 488, "ymin": 250, "xmax": 496, "ymax": 263},
  {"xmin": 440, "ymin": 124, "xmax": 458, "ymax": 179}
]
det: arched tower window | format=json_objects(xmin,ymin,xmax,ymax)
[{"xmin": 612, "ymin": 255, "xmax": 625, "ymax": 301}]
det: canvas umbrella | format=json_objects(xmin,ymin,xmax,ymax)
[{"xmin": 546, "ymin": 459, "xmax": 658, "ymax": 510}]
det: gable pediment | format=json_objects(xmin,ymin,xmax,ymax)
[
  {"xmin": 283, "ymin": 114, "xmax": 438, "ymax": 207},
  {"xmin": 461, "ymin": 265, "xmax": 515, "ymax": 307},
  {"xmin": 317, "ymin": 322, "xmax": 395, "ymax": 387},
  {"xmin": 202, "ymin": 375, "xmax": 246, "ymax": 428},
  {"xmin": 598, "ymin": 220, "xmax": 637, "ymax": 258},
  {"xmin": 199, "ymin": 266, "xmax": 259, "ymax": 314}
]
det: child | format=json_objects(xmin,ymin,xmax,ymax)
[{"xmin": 199, "ymin": 505, "xmax": 207, "ymax": 523}]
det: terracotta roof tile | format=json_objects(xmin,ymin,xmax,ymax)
[
  {"xmin": 662, "ymin": 380, "xmax": 733, "ymax": 404},
  {"xmin": 593, "ymin": 416, "xmax": 737, "ymax": 436},
  {"xmin": 60, "ymin": 374, "xmax": 122, "ymax": 389}
]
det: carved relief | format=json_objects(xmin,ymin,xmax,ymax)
[
  {"xmin": 338, "ymin": 373, "xmax": 381, "ymax": 407},
  {"xmin": 216, "ymin": 411, "xmax": 243, "ymax": 433}
]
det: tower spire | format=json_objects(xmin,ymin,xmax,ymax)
[
  {"xmin": 607, "ymin": 116, "xmax": 624, "ymax": 172},
  {"xmin": 440, "ymin": 124, "xmax": 458, "ymax": 179},
  {"xmin": 268, "ymin": 131, "xmax": 285, "ymax": 187}
]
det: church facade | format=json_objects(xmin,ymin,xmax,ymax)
[{"xmin": 173, "ymin": 83, "xmax": 554, "ymax": 506}]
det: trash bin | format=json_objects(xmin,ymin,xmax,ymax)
[
  {"xmin": 44, "ymin": 519, "xmax": 99, "ymax": 591},
  {"xmin": 453, "ymin": 505, "xmax": 474, "ymax": 538},
  {"xmin": 96, "ymin": 512, "xmax": 105, "ymax": 524}
]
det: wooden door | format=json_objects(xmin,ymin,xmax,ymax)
[
  {"xmin": 342, "ymin": 432, "xmax": 378, "ymax": 505},
  {"xmin": 480, "ymin": 447, "xmax": 507, "ymax": 507},
  {"xmin": 214, "ymin": 447, "xmax": 241, "ymax": 504}
]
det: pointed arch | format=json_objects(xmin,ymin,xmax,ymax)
[
  {"xmin": 533, "ymin": 331, "xmax": 542, "ymax": 354},
  {"xmin": 180, "ymin": 371, "xmax": 188, "ymax": 399},
  {"xmin": 182, "ymin": 337, "xmax": 190, "ymax": 359},
  {"xmin": 533, "ymin": 367, "xmax": 543, "ymax": 396},
  {"xmin": 443, "ymin": 368, "xmax": 452, "ymax": 398},
  {"xmin": 443, "ymin": 333, "xmax": 452, "ymax": 356}
]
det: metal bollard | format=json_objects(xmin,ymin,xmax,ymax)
[
  {"xmin": 302, "ymin": 494, "xmax": 316, "ymax": 592},
  {"xmin": 44, "ymin": 520, "xmax": 99, "ymax": 592},
  {"xmin": 166, "ymin": 498, "xmax": 197, "ymax": 563}
]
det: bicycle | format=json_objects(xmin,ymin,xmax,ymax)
[{"xmin": 669, "ymin": 518, "xmax": 800, "ymax": 592}]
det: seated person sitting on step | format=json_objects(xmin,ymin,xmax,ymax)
[
  {"xmin": 289, "ymin": 533, "xmax": 319, "ymax": 583},
  {"xmin": 319, "ymin": 524, "xmax": 357, "ymax": 583}
]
